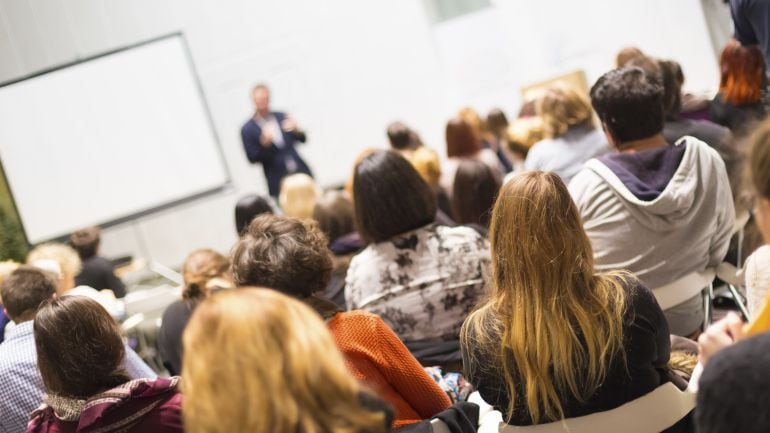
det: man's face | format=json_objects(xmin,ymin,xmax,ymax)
[{"xmin": 253, "ymin": 88, "xmax": 270, "ymax": 113}]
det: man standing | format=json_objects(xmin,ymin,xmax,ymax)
[{"xmin": 241, "ymin": 84, "xmax": 312, "ymax": 197}]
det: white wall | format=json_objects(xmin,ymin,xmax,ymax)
[{"xmin": 0, "ymin": 0, "xmax": 725, "ymax": 268}]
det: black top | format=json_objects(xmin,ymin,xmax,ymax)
[
  {"xmin": 709, "ymin": 93, "xmax": 767, "ymax": 134},
  {"xmin": 696, "ymin": 332, "xmax": 770, "ymax": 433},
  {"xmin": 462, "ymin": 280, "xmax": 670, "ymax": 425},
  {"xmin": 157, "ymin": 299, "xmax": 198, "ymax": 376},
  {"xmin": 75, "ymin": 256, "xmax": 126, "ymax": 298}
]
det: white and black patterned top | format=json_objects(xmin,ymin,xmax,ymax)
[{"xmin": 345, "ymin": 224, "xmax": 490, "ymax": 342}]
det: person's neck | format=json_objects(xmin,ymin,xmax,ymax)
[
  {"xmin": 617, "ymin": 133, "xmax": 668, "ymax": 153},
  {"xmin": 255, "ymin": 109, "xmax": 270, "ymax": 119}
]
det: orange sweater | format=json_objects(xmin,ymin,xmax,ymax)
[{"xmin": 327, "ymin": 311, "xmax": 451, "ymax": 428}]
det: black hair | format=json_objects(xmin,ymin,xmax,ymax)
[
  {"xmin": 590, "ymin": 67, "xmax": 665, "ymax": 145},
  {"xmin": 235, "ymin": 194, "xmax": 274, "ymax": 235},
  {"xmin": 353, "ymin": 151, "xmax": 436, "ymax": 243}
]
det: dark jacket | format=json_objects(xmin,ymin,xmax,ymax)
[
  {"xmin": 241, "ymin": 111, "xmax": 312, "ymax": 196},
  {"xmin": 26, "ymin": 377, "xmax": 182, "ymax": 433},
  {"xmin": 75, "ymin": 256, "xmax": 126, "ymax": 298}
]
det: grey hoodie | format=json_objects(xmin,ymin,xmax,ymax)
[{"xmin": 568, "ymin": 136, "xmax": 735, "ymax": 291}]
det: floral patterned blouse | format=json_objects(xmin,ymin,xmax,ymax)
[{"xmin": 345, "ymin": 224, "xmax": 490, "ymax": 342}]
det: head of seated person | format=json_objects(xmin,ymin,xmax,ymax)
[
  {"xmin": 1, "ymin": 266, "xmax": 57, "ymax": 324},
  {"xmin": 313, "ymin": 190, "xmax": 356, "ymax": 250},
  {"xmin": 615, "ymin": 46, "xmax": 645, "ymax": 68},
  {"xmin": 279, "ymin": 173, "xmax": 321, "ymax": 220},
  {"xmin": 537, "ymin": 84, "xmax": 595, "ymax": 140},
  {"xmin": 446, "ymin": 117, "xmax": 482, "ymax": 159},
  {"xmin": 486, "ymin": 108, "xmax": 509, "ymax": 140},
  {"xmin": 387, "ymin": 121, "xmax": 419, "ymax": 152},
  {"xmin": 751, "ymin": 120, "xmax": 770, "ymax": 244},
  {"xmin": 353, "ymin": 150, "xmax": 437, "ymax": 243},
  {"xmin": 68, "ymin": 227, "xmax": 101, "ymax": 261},
  {"xmin": 451, "ymin": 159, "xmax": 500, "ymax": 230},
  {"xmin": 460, "ymin": 171, "xmax": 666, "ymax": 425},
  {"xmin": 234, "ymin": 194, "xmax": 274, "ymax": 236},
  {"xmin": 181, "ymin": 248, "xmax": 232, "ymax": 302},
  {"xmin": 719, "ymin": 40, "xmax": 764, "ymax": 109},
  {"xmin": 231, "ymin": 214, "xmax": 333, "ymax": 302},
  {"xmin": 28, "ymin": 295, "xmax": 181, "ymax": 432},
  {"xmin": 26, "ymin": 243, "xmax": 82, "ymax": 294},
  {"xmin": 182, "ymin": 288, "xmax": 391, "ymax": 433},
  {"xmin": 591, "ymin": 66, "xmax": 666, "ymax": 150}
]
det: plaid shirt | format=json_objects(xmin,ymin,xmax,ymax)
[{"xmin": 0, "ymin": 321, "xmax": 156, "ymax": 433}]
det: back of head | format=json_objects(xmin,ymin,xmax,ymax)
[
  {"xmin": 313, "ymin": 190, "xmax": 355, "ymax": 244},
  {"xmin": 235, "ymin": 194, "xmax": 274, "ymax": 236},
  {"xmin": 615, "ymin": 46, "xmax": 645, "ymax": 68},
  {"xmin": 537, "ymin": 84, "xmax": 594, "ymax": 138},
  {"xmin": 182, "ymin": 249, "xmax": 231, "ymax": 301},
  {"xmin": 404, "ymin": 146, "xmax": 442, "ymax": 189},
  {"xmin": 506, "ymin": 116, "xmax": 545, "ymax": 157},
  {"xmin": 345, "ymin": 148, "xmax": 378, "ymax": 198},
  {"xmin": 590, "ymin": 67, "xmax": 665, "ymax": 145},
  {"xmin": 658, "ymin": 59, "xmax": 684, "ymax": 118},
  {"xmin": 486, "ymin": 108, "xmax": 509, "ymax": 136},
  {"xmin": 34, "ymin": 295, "xmax": 128, "ymax": 398},
  {"xmin": 386, "ymin": 121, "xmax": 414, "ymax": 150},
  {"xmin": 446, "ymin": 117, "xmax": 481, "ymax": 158},
  {"xmin": 0, "ymin": 265, "xmax": 57, "ymax": 322},
  {"xmin": 182, "ymin": 288, "xmax": 386, "ymax": 433},
  {"xmin": 230, "ymin": 214, "xmax": 332, "ymax": 297},
  {"xmin": 279, "ymin": 174, "xmax": 321, "ymax": 220},
  {"xmin": 68, "ymin": 227, "xmax": 101, "ymax": 260},
  {"xmin": 462, "ymin": 171, "xmax": 626, "ymax": 423},
  {"xmin": 0, "ymin": 261, "xmax": 20, "ymax": 303},
  {"xmin": 353, "ymin": 150, "xmax": 437, "ymax": 243},
  {"xmin": 26, "ymin": 243, "xmax": 82, "ymax": 293},
  {"xmin": 720, "ymin": 39, "xmax": 765, "ymax": 106},
  {"xmin": 452, "ymin": 159, "xmax": 501, "ymax": 228}
]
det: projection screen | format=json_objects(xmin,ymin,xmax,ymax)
[{"xmin": 0, "ymin": 34, "xmax": 229, "ymax": 244}]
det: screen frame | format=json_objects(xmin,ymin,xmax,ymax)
[{"xmin": 0, "ymin": 32, "xmax": 232, "ymax": 245}]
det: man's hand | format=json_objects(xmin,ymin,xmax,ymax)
[
  {"xmin": 260, "ymin": 129, "xmax": 274, "ymax": 148},
  {"xmin": 698, "ymin": 312, "xmax": 745, "ymax": 366},
  {"xmin": 281, "ymin": 116, "xmax": 298, "ymax": 133}
]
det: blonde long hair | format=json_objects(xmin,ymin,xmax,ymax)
[
  {"xmin": 461, "ymin": 171, "xmax": 627, "ymax": 424},
  {"xmin": 182, "ymin": 288, "xmax": 386, "ymax": 433},
  {"xmin": 537, "ymin": 84, "xmax": 594, "ymax": 139}
]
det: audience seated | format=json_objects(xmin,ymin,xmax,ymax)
[
  {"xmin": 313, "ymin": 190, "xmax": 359, "ymax": 308},
  {"xmin": 345, "ymin": 150, "xmax": 490, "ymax": 343},
  {"xmin": 0, "ymin": 266, "xmax": 155, "ymax": 433},
  {"xmin": 523, "ymin": 84, "xmax": 611, "ymax": 183},
  {"xmin": 234, "ymin": 193, "xmax": 274, "ymax": 235},
  {"xmin": 461, "ymin": 171, "xmax": 672, "ymax": 426},
  {"xmin": 68, "ymin": 226, "xmax": 126, "ymax": 298},
  {"xmin": 26, "ymin": 243, "xmax": 120, "ymax": 315},
  {"xmin": 458, "ymin": 107, "xmax": 513, "ymax": 173},
  {"xmin": 505, "ymin": 115, "xmax": 544, "ymax": 174},
  {"xmin": 569, "ymin": 67, "xmax": 734, "ymax": 337},
  {"xmin": 710, "ymin": 39, "xmax": 768, "ymax": 133},
  {"xmin": 230, "ymin": 214, "xmax": 452, "ymax": 428},
  {"xmin": 440, "ymin": 117, "xmax": 502, "ymax": 197},
  {"xmin": 451, "ymin": 159, "xmax": 500, "ymax": 233},
  {"xmin": 27, "ymin": 296, "xmax": 181, "ymax": 433},
  {"xmin": 157, "ymin": 249, "xmax": 232, "ymax": 376},
  {"xmin": 182, "ymin": 288, "xmax": 393, "ymax": 433},
  {"xmin": 278, "ymin": 172, "xmax": 321, "ymax": 220}
]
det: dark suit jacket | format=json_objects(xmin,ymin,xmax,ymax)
[{"xmin": 241, "ymin": 111, "xmax": 312, "ymax": 196}]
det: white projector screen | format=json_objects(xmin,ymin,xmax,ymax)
[{"xmin": 0, "ymin": 34, "xmax": 229, "ymax": 244}]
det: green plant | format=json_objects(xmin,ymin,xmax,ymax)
[{"xmin": 0, "ymin": 205, "xmax": 28, "ymax": 262}]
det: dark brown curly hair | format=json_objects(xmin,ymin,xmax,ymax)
[{"xmin": 230, "ymin": 214, "xmax": 333, "ymax": 297}]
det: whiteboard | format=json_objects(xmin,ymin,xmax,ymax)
[{"xmin": 0, "ymin": 35, "xmax": 229, "ymax": 244}]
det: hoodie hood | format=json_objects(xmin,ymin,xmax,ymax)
[{"xmin": 584, "ymin": 136, "xmax": 716, "ymax": 231}]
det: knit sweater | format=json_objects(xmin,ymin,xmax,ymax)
[{"xmin": 328, "ymin": 311, "xmax": 452, "ymax": 428}]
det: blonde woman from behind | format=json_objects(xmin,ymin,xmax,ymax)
[
  {"xmin": 279, "ymin": 173, "xmax": 321, "ymax": 220},
  {"xmin": 182, "ymin": 288, "xmax": 392, "ymax": 433}
]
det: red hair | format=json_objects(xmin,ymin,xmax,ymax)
[
  {"xmin": 720, "ymin": 39, "xmax": 765, "ymax": 105},
  {"xmin": 446, "ymin": 117, "xmax": 481, "ymax": 158}
]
